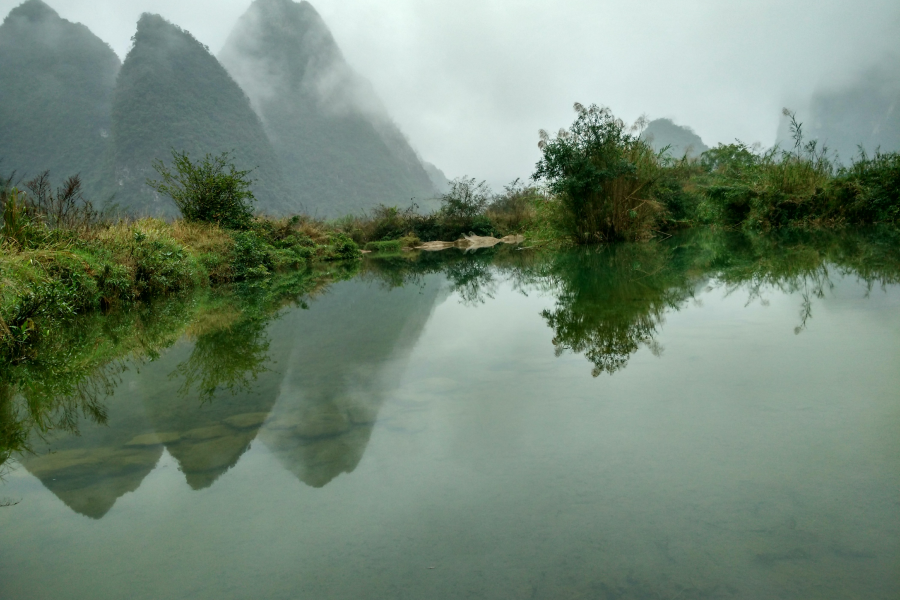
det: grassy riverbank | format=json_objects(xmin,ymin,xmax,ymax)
[
  {"xmin": 2, "ymin": 104, "xmax": 899, "ymax": 364},
  {"xmin": 0, "ymin": 180, "xmax": 360, "ymax": 363},
  {"xmin": 336, "ymin": 106, "xmax": 900, "ymax": 248}
]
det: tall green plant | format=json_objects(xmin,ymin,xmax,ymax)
[
  {"xmin": 148, "ymin": 150, "xmax": 256, "ymax": 230},
  {"xmin": 1, "ymin": 187, "xmax": 31, "ymax": 247},
  {"xmin": 533, "ymin": 104, "xmax": 663, "ymax": 243},
  {"xmin": 696, "ymin": 110, "xmax": 834, "ymax": 228},
  {"xmin": 828, "ymin": 150, "xmax": 900, "ymax": 223}
]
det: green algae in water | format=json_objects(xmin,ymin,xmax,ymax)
[{"xmin": 1, "ymin": 229, "xmax": 899, "ymax": 599}]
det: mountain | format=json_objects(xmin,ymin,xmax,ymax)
[
  {"xmin": 218, "ymin": 0, "xmax": 438, "ymax": 217},
  {"xmin": 423, "ymin": 161, "xmax": 451, "ymax": 194},
  {"xmin": 641, "ymin": 118, "xmax": 709, "ymax": 158},
  {"xmin": 0, "ymin": 0, "xmax": 120, "ymax": 196},
  {"xmin": 807, "ymin": 63, "xmax": 899, "ymax": 162},
  {"xmin": 775, "ymin": 58, "xmax": 900, "ymax": 162},
  {"xmin": 111, "ymin": 13, "xmax": 290, "ymax": 216}
]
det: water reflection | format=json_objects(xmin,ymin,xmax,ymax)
[
  {"xmin": 413, "ymin": 228, "xmax": 900, "ymax": 376},
  {"xmin": 2, "ymin": 269, "xmax": 349, "ymax": 515},
  {"xmin": 3, "ymin": 228, "xmax": 900, "ymax": 517},
  {"xmin": 2, "ymin": 266, "xmax": 448, "ymax": 515},
  {"xmin": 259, "ymin": 276, "xmax": 447, "ymax": 487},
  {"xmin": 7, "ymin": 300, "xmax": 200, "ymax": 517}
]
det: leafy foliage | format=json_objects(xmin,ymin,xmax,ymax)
[
  {"xmin": 828, "ymin": 150, "xmax": 900, "ymax": 223},
  {"xmin": 332, "ymin": 179, "xmax": 540, "ymax": 246},
  {"xmin": 533, "ymin": 104, "xmax": 664, "ymax": 243},
  {"xmin": 440, "ymin": 177, "xmax": 491, "ymax": 220},
  {"xmin": 148, "ymin": 150, "xmax": 256, "ymax": 230},
  {"xmin": 689, "ymin": 110, "xmax": 900, "ymax": 228}
]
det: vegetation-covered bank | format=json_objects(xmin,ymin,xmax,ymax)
[
  {"xmin": 3, "ymin": 100, "xmax": 899, "ymax": 364},
  {"xmin": 335, "ymin": 105, "xmax": 900, "ymax": 248},
  {"xmin": 0, "ymin": 166, "xmax": 360, "ymax": 364}
]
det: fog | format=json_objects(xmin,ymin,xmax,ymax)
[{"xmin": 2, "ymin": 0, "xmax": 898, "ymax": 186}]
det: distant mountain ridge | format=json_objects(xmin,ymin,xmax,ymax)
[
  {"xmin": 776, "ymin": 58, "xmax": 900, "ymax": 162},
  {"xmin": 641, "ymin": 118, "xmax": 709, "ymax": 158},
  {"xmin": 110, "ymin": 13, "xmax": 290, "ymax": 215},
  {"xmin": 219, "ymin": 0, "xmax": 439, "ymax": 216},
  {"xmin": 0, "ymin": 0, "xmax": 120, "ymax": 196},
  {"xmin": 0, "ymin": 0, "xmax": 442, "ymax": 217}
]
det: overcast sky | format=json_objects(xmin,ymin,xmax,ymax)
[{"xmin": 3, "ymin": 0, "xmax": 899, "ymax": 186}]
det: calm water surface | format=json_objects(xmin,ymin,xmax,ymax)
[{"xmin": 1, "ymin": 231, "xmax": 899, "ymax": 599}]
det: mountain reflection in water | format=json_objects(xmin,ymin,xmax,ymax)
[
  {"xmin": 13, "ymin": 274, "xmax": 447, "ymax": 517},
  {"xmin": 4, "ymin": 228, "xmax": 900, "ymax": 520}
]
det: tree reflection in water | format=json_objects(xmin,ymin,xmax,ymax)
[
  {"xmin": 536, "ymin": 244, "xmax": 696, "ymax": 376},
  {"xmin": 366, "ymin": 227, "xmax": 900, "ymax": 377}
]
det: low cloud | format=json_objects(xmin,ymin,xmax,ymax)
[{"xmin": 2, "ymin": 0, "xmax": 898, "ymax": 186}]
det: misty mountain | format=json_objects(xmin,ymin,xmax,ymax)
[
  {"xmin": 641, "ymin": 118, "xmax": 709, "ymax": 158},
  {"xmin": 111, "ymin": 13, "xmax": 290, "ymax": 215},
  {"xmin": 423, "ymin": 161, "xmax": 451, "ymax": 194},
  {"xmin": 219, "ymin": 0, "xmax": 439, "ymax": 217},
  {"xmin": 778, "ymin": 60, "xmax": 900, "ymax": 162},
  {"xmin": 0, "ymin": 0, "xmax": 119, "ymax": 195}
]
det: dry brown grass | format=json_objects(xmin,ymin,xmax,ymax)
[
  {"xmin": 89, "ymin": 218, "xmax": 182, "ymax": 245},
  {"xmin": 290, "ymin": 216, "xmax": 330, "ymax": 244},
  {"xmin": 170, "ymin": 220, "xmax": 234, "ymax": 256}
]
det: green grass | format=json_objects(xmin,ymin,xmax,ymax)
[
  {"xmin": 364, "ymin": 240, "xmax": 403, "ymax": 253},
  {"xmin": 0, "ymin": 190, "xmax": 361, "ymax": 364}
]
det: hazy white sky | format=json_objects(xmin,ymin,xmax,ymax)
[{"xmin": 2, "ymin": 0, "xmax": 899, "ymax": 186}]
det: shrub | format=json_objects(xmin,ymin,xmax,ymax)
[
  {"xmin": 1, "ymin": 187, "xmax": 32, "ymax": 247},
  {"xmin": 148, "ymin": 150, "xmax": 256, "ymax": 230},
  {"xmin": 694, "ymin": 111, "xmax": 835, "ymax": 229},
  {"xmin": 487, "ymin": 179, "xmax": 540, "ymax": 233},
  {"xmin": 230, "ymin": 231, "xmax": 271, "ymax": 279},
  {"xmin": 828, "ymin": 150, "xmax": 900, "ymax": 223},
  {"xmin": 128, "ymin": 229, "xmax": 203, "ymax": 297},
  {"xmin": 364, "ymin": 240, "xmax": 403, "ymax": 253},
  {"xmin": 326, "ymin": 233, "xmax": 362, "ymax": 261},
  {"xmin": 441, "ymin": 177, "xmax": 491, "ymax": 221},
  {"xmin": 24, "ymin": 172, "xmax": 98, "ymax": 231},
  {"xmin": 533, "ymin": 103, "xmax": 664, "ymax": 243},
  {"xmin": 399, "ymin": 233, "xmax": 422, "ymax": 248}
]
